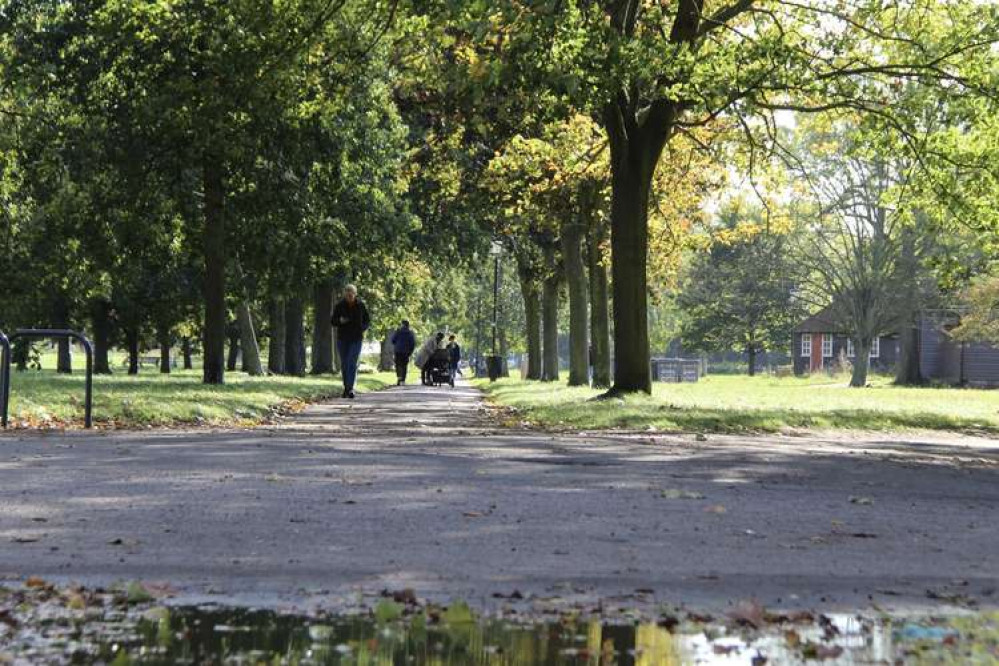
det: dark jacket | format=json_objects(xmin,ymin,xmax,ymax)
[
  {"xmin": 331, "ymin": 298, "xmax": 370, "ymax": 343},
  {"xmin": 447, "ymin": 342, "xmax": 461, "ymax": 365},
  {"xmin": 391, "ymin": 327, "xmax": 417, "ymax": 355}
]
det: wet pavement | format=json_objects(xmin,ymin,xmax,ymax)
[{"xmin": 0, "ymin": 380, "xmax": 997, "ymax": 615}]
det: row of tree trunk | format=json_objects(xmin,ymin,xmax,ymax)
[
  {"xmin": 518, "ymin": 208, "xmax": 611, "ymax": 388},
  {"xmin": 75, "ymin": 281, "xmax": 340, "ymax": 379}
]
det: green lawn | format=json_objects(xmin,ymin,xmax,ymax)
[
  {"xmin": 475, "ymin": 374, "xmax": 999, "ymax": 434},
  {"xmin": 2, "ymin": 363, "xmax": 394, "ymax": 429}
]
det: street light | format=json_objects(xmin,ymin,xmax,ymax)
[{"xmin": 487, "ymin": 241, "xmax": 503, "ymax": 381}]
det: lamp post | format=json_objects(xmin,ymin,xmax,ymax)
[{"xmin": 487, "ymin": 241, "xmax": 503, "ymax": 381}]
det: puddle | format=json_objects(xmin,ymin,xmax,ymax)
[{"xmin": 1, "ymin": 586, "xmax": 998, "ymax": 664}]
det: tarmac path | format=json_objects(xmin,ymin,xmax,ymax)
[{"xmin": 1, "ymin": 380, "xmax": 996, "ymax": 613}]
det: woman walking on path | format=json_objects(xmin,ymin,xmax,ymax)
[{"xmin": 331, "ymin": 284, "xmax": 370, "ymax": 399}]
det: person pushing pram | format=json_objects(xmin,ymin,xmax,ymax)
[{"xmin": 414, "ymin": 332, "xmax": 448, "ymax": 386}]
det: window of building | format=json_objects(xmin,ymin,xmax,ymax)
[
  {"xmin": 822, "ymin": 333, "xmax": 833, "ymax": 357},
  {"xmin": 801, "ymin": 336, "xmax": 811, "ymax": 357},
  {"xmin": 847, "ymin": 337, "xmax": 880, "ymax": 358}
]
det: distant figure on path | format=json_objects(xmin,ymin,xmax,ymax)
[
  {"xmin": 390, "ymin": 320, "xmax": 417, "ymax": 385},
  {"xmin": 415, "ymin": 332, "xmax": 445, "ymax": 385},
  {"xmin": 446, "ymin": 334, "xmax": 461, "ymax": 383},
  {"xmin": 331, "ymin": 284, "xmax": 370, "ymax": 399}
]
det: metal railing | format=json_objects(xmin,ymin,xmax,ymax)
[
  {"xmin": 0, "ymin": 331, "xmax": 9, "ymax": 428},
  {"xmin": 0, "ymin": 329, "xmax": 94, "ymax": 429}
]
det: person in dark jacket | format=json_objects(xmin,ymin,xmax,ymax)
[
  {"xmin": 331, "ymin": 284, "xmax": 370, "ymax": 399},
  {"xmin": 446, "ymin": 334, "xmax": 461, "ymax": 384},
  {"xmin": 390, "ymin": 320, "xmax": 417, "ymax": 385}
]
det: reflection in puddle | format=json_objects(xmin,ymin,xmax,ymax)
[{"xmin": 4, "ymin": 600, "xmax": 997, "ymax": 665}]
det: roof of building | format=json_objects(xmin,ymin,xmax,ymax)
[{"xmin": 795, "ymin": 306, "xmax": 842, "ymax": 333}]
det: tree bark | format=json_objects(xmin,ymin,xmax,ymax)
[
  {"xmin": 267, "ymin": 298, "xmax": 286, "ymax": 375},
  {"xmin": 158, "ymin": 326, "xmax": 171, "ymax": 374},
  {"xmin": 52, "ymin": 296, "xmax": 72, "ymax": 373},
  {"xmin": 310, "ymin": 279, "xmax": 334, "ymax": 374},
  {"xmin": 561, "ymin": 214, "xmax": 589, "ymax": 386},
  {"xmin": 603, "ymin": 100, "xmax": 670, "ymax": 394},
  {"xmin": 90, "ymin": 299, "xmax": 113, "ymax": 375},
  {"xmin": 895, "ymin": 322, "xmax": 921, "ymax": 385},
  {"xmin": 379, "ymin": 336, "xmax": 394, "ymax": 372},
  {"xmin": 226, "ymin": 324, "xmax": 240, "ymax": 372},
  {"xmin": 607, "ymin": 154, "xmax": 654, "ymax": 392},
  {"xmin": 517, "ymin": 256, "xmax": 542, "ymax": 380},
  {"xmin": 284, "ymin": 297, "xmax": 306, "ymax": 376},
  {"xmin": 587, "ymin": 221, "xmax": 611, "ymax": 388},
  {"xmin": 236, "ymin": 301, "xmax": 264, "ymax": 376},
  {"xmin": 747, "ymin": 344, "xmax": 756, "ymax": 377},
  {"xmin": 126, "ymin": 327, "xmax": 140, "ymax": 375},
  {"xmin": 541, "ymin": 245, "xmax": 561, "ymax": 382},
  {"xmin": 201, "ymin": 156, "xmax": 226, "ymax": 384},
  {"xmin": 894, "ymin": 229, "xmax": 923, "ymax": 385},
  {"xmin": 498, "ymin": 321, "xmax": 510, "ymax": 377},
  {"xmin": 182, "ymin": 337, "xmax": 194, "ymax": 370},
  {"xmin": 850, "ymin": 337, "xmax": 872, "ymax": 387}
]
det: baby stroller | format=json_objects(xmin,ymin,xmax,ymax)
[{"xmin": 423, "ymin": 349, "xmax": 454, "ymax": 387}]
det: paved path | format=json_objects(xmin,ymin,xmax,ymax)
[{"xmin": 1, "ymin": 381, "xmax": 997, "ymax": 613}]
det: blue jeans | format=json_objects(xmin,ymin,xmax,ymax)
[{"xmin": 337, "ymin": 339, "xmax": 363, "ymax": 393}]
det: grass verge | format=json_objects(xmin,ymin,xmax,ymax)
[
  {"xmin": 474, "ymin": 374, "xmax": 999, "ymax": 434},
  {"xmin": 2, "ymin": 367, "xmax": 395, "ymax": 429}
]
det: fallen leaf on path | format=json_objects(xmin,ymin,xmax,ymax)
[
  {"xmin": 25, "ymin": 577, "xmax": 47, "ymax": 588},
  {"xmin": 849, "ymin": 496, "xmax": 874, "ymax": 505},
  {"xmin": 661, "ymin": 489, "xmax": 705, "ymax": 500},
  {"xmin": 728, "ymin": 599, "xmax": 766, "ymax": 629},
  {"xmin": 12, "ymin": 536, "xmax": 40, "ymax": 543},
  {"xmin": 704, "ymin": 505, "xmax": 727, "ymax": 514},
  {"xmin": 801, "ymin": 643, "xmax": 843, "ymax": 660},
  {"xmin": 713, "ymin": 645, "xmax": 739, "ymax": 655}
]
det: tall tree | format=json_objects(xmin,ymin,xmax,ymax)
[{"xmin": 678, "ymin": 203, "xmax": 802, "ymax": 375}]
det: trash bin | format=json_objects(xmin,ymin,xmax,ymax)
[{"xmin": 486, "ymin": 354, "xmax": 502, "ymax": 381}]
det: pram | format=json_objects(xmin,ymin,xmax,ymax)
[{"xmin": 423, "ymin": 349, "xmax": 454, "ymax": 387}]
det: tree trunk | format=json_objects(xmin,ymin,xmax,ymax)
[
  {"xmin": 126, "ymin": 327, "xmax": 140, "ymax": 375},
  {"xmin": 236, "ymin": 301, "xmax": 264, "ymax": 376},
  {"xmin": 284, "ymin": 297, "xmax": 306, "ymax": 376},
  {"xmin": 158, "ymin": 327, "xmax": 171, "ymax": 374},
  {"xmin": 604, "ymin": 101, "xmax": 669, "ymax": 394},
  {"xmin": 895, "ymin": 321, "xmax": 921, "ymax": 385},
  {"xmin": 517, "ymin": 256, "xmax": 542, "ymax": 380},
  {"xmin": 379, "ymin": 336, "xmax": 394, "ymax": 372},
  {"xmin": 310, "ymin": 279, "xmax": 334, "ymax": 374},
  {"xmin": 587, "ymin": 221, "xmax": 611, "ymax": 388},
  {"xmin": 541, "ymin": 246, "xmax": 561, "ymax": 382},
  {"xmin": 332, "ymin": 326, "xmax": 341, "ymax": 373},
  {"xmin": 561, "ymin": 214, "xmax": 588, "ymax": 386},
  {"xmin": 850, "ymin": 337, "xmax": 872, "ymax": 387},
  {"xmin": 182, "ymin": 337, "xmax": 194, "ymax": 370},
  {"xmin": 201, "ymin": 156, "xmax": 226, "ymax": 384},
  {"xmin": 226, "ymin": 325, "xmax": 240, "ymax": 372},
  {"xmin": 499, "ymin": 322, "xmax": 510, "ymax": 377},
  {"xmin": 607, "ymin": 155, "xmax": 654, "ymax": 393},
  {"xmin": 747, "ymin": 344, "xmax": 757, "ymax": 377},
  {"xmin": 894, "ymin": 229, "xmax": 922, "ymax": 385},
  {"xmin": 268, "ymin": 298, "xmax": 286, "ymax": 375},
  {"xmin": 53, "ymin": 297, "xmax": 72, "ymax": 374},
  {"xmin": 90, "ymin": 299, "xmax": 113, "ymax": 375}
]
